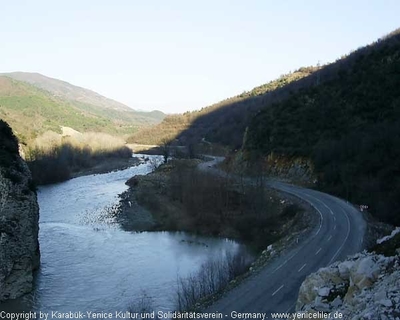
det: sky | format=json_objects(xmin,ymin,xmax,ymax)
[{"xmin": 1, "ymin": 1, "xmax": 399, "ymax": 114}]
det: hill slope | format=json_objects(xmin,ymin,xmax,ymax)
[
  {"xmin": 129, "ymin": 28, "xmax": 400, "ymax": 226},
  {"xmin": 128, "ymin": 67, "xmax": 320, "ymax": 146},
  {"xmin": 243, "ymin": 28, "xmax": 400, "ymax": 225},
  {"xmin": 130, "ymin": 29, "xmax": 400, "ymax": 155},
  {"xmin": 0, "ymin": 73, "xmax": 165, "ymax": 142}
]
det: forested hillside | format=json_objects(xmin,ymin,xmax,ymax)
[
  {"xmin": 130, "ymin": 28, "xmax": 400, "ymax": 226},
  {"xmin": 244, "ymin": 29, "xmax": 400, "ymax": 225},
  {"xmin": 0, "ymin": 73, "xmax": 164, "ymax": 144},
  {"xmin": 128, "ymin": 67, "xmax": 321, "ymax": 146}
]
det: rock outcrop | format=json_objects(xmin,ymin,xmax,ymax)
[
  {"xmin": 233, "ymin": 150, "xmax": 316, "ymax": 185},
  {"xmin": 0, "ymin": 119, "xmax": 40, "ymax": 301},
  {"xmin": 264, "ymin": 153, "xmax": 316, "ymax": 185},
  {"xmin": 296, "ymin": 250, "xmax": 400, "ymax": 319}
]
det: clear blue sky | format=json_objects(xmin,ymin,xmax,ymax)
[{"xmin": 1, "ymin": 0, "xmax": 399, "ymax": 113}]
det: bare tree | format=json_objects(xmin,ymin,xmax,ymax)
[
  {"xmin": 160, "ymin": 139, "xmax": 171, "ymax": 163},
  {"xmin": 175, "ymin": 248, "xmax": 253, "ymax": 311}
]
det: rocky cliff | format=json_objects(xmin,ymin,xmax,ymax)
[
  {"xmin": 228, "ymin": 150, "xmax": 316, "ymax": 185},
  {"xmin": 296, "ymin": 232, "xmax": 400, "ymax": 319},
  {"xmin": 0, "ymin": 119, "xmax": 40, "ymax": 301},
  {"xmin": 263, "ymin": 153, "xmax": 315, "ymax": 185}
]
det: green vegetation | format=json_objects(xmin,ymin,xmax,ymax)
[
  {"xmin": 0, "ymin": 73, "xmax": 164, "ymax": 144},
  {"xmin": 0, "ymin": 73, "xmax": 163, "ymax": 184},
  {"xmin": 244, "ymin": 29, "xmax": 400, "ymax": 225},
  {"xmin": 130, "ymin": 28, "xmax": 400, "ymax": 227},
  {"xmin": 4, "ymin": 28, "xmax": 400, "ymax": 229},
  {"xmin": 128, "ymin": 67, "xmax": 319, "ymax": 147},
  {"xmin": 26, "ymin": 132, "xmax": 132, "ymax": 184}
]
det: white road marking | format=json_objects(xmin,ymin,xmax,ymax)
[
  {"xmin": 203, "ymin": 162, "xmax": 364, "ymax": 313},
  {"xmin": 328, "ymin": 207, "xmax": 351, "ymax": 264},
  {"xmin": 298, "ymin": 263, "xmax": 307, "ymax": 272},
  {"xmin": 284, "ymin": 302, "xmax": 296, "ymax": 313},
  {"xmin": 299, "ymin": 193, "xmax": 323, "ymax": 236},
  {"xmin": 272, "ymin": 243, "xmax": 307, "ymax": 273},
  {"xmin": 315, "ymin": 248, "xmax": 322, "ymax": 255},
  {"xmin": 273, "ymin": 260, "xmax": 287, "ymax": 273},
  {"xmin": 313, "ymin": 196, "xmax": 335, "ymax": 216},
  {"xmin": 272, "ymin": 284, "xmax": 284, "ymax": 296}
]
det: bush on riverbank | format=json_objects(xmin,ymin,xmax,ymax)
[{"xmin": 26, "ymin": 132, "xmax": 132, "ymax": 184}]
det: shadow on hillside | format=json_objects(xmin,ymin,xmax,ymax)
[
  {"xmin": 138, "ymin": 29, "xmax": 399, "ymax": 152},
  {"xmin": 138, "ymin": 29, "xmax": 400, "ymax": 226}
]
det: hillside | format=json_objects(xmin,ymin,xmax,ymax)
[
  {"xmin": 129, "ymin": 28, "xmax": 400, "ymax": 227},
  {"xmin": 130, "ymin": 29, "xmax": 400, "ymax": 155},
  {"xmin": 128, "ymin": 66, "xmax": 320, "ymax": 146},
  {"xmin": 243, "ymin": 28, "xmax": 400, "ymax": 225},
  {"xmin": 0, "ymin": 73, "xmax": 165, "ymax": 143}
]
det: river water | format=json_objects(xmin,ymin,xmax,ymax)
[{"xmin": 1, "ymin": 157, "xmax": 240, "ymax": 314}]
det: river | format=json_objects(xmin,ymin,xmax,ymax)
[{"xmin": 1, "ymin": 156, "xmax": 241, "ymax": 314}]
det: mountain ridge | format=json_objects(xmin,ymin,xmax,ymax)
[
  {"xmin": 2, "ymin": 72, "xmax": 138, "ymax": 113},
  {"xmin": 0, "ymin": 72, "xmax": 165, "ymax": 142}
]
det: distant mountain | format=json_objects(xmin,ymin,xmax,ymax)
[{"xmin": 0, "ymin": 72, "xmax": 165, "ymax": 143}]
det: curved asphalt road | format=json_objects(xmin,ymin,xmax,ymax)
[{"xmin": 200, "ymin": 157, "xmax": 366, "ymax": 317}]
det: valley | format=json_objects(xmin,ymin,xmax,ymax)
[{"xmin": 1, "ymin": 16, "xmax": 399, "ymax": 319}]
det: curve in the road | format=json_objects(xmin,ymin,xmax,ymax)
[{"xmin": 201, "ymin": 158, "xmax": 366, "ymax": 317}]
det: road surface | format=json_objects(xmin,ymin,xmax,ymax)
[{"xmin": 200, "ymin": 157, "xmax": 366, "ymax": 317}]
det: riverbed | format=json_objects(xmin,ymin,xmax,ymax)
[{"xmin": 0, "ymin": 156, "xmax": 241, "ymax": 314}]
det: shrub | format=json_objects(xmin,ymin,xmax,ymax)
[{"xmin": 175, "ymin": 248, "xmax": 253, "ymax": 311}]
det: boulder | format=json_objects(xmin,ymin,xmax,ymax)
[
  {"xmin": 350, "ymin": 256, "xmax": 381, "ymax": 290},
  {"xmin": 296, "ymin": 251, "xmax": 400, "ymax": 319}
]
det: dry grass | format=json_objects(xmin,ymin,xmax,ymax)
[
  {"xmin": 29, "ymin": 131, "xmax": 128, "ymax": 156},
  {"xmin": 26, "ymin": 130, "xmax": 132, "ymax": 184}
]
